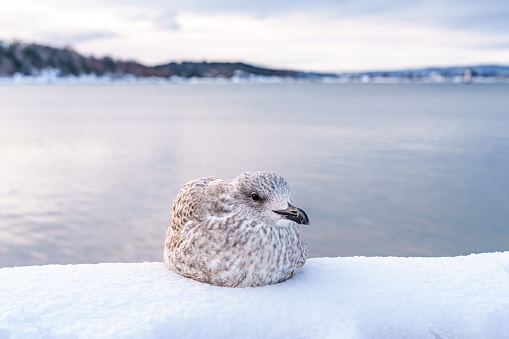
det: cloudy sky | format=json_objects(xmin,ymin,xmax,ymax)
[{"xmin": 1, "ymin": 0, "xmax": 508, "ymax": 72}]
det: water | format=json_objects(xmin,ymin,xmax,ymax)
[{"xmin": 1, "ymin": 83, "xmax": 508, "ymax": 267}]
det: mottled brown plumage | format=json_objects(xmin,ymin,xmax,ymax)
[{"xmin": 164, "ymin": 171, "xmax": 309, "ymax": 287}]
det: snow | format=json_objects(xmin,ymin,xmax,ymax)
[
  {"xmin": 0, "ymin": 70, "xmax": 309, "ymax": 85},
  {"xmin": 1, "ymin": 71, "xmax": 508, "ymax": 85},
  {"xmin": 1, "ymin": 252, "xmax": 509, "ymax": 339}
]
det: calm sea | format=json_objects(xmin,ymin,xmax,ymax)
[{"xmin": 1, "ymin": 83, "xmax": 508, "ymax": 267}]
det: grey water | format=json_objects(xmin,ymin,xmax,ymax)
[{"xmin": 0, "ymin": 83, "xmax": 508, "ymax": 267}]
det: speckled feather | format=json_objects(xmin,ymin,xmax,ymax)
[{"xmin": 164, "ymin": 171, "xmax": 308, "ymax": 288}]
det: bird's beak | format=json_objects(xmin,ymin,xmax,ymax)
[{"xmin": 273, "ymin": 202, "xmax": 310, "ymax": 226}]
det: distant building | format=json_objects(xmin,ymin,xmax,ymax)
[{"xmin": 463, "ymin": 69, "xmax": 472, "ymax": 84}]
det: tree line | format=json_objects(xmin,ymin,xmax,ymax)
[{"xmin": 0, "ymin": 41, "xmax": 301, "ymax": 78}]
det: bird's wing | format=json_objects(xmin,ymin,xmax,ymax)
[{"xmin": 169, "ymin": 176, "xmax": 219, "ymax": 232}]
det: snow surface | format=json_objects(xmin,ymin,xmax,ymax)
[{"xmin": 1, "ymin": 253, "xmax": 509, "ymax": 339}]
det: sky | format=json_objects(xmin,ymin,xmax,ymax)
[{"xmin": 1, "ymin": 0, "xmax": 508, "ymax": 72}]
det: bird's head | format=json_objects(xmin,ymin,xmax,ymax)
[{"xmin": 231, "ymin": 171, "xmax": 310, "ymax": 227}]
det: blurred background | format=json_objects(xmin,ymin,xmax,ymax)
[
  {"xmin": 1, "ymin": 0, "xmax": 509, "ymax": 72},
  {"xmin": 1, "ymin": 1, "xmax": 508, "ymax": 267}
]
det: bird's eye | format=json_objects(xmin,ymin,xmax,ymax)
[{"xmin": 251, "ymin": 193, "xmax": 260, "ymax": 201}]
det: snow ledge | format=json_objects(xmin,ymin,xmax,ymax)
[{"xmin": 1, "ymin": 252, "xmax": 509, "ymax": 338}]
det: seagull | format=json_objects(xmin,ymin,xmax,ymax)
[{"xmin": 164, "ymin": 171, "xmax": 309, "ymax": 288}]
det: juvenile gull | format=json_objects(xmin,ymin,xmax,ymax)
[{"xmin": 164, "ymin": 171, "xmax": 309, "ymax": 288}]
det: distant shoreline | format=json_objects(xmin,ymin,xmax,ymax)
[
  {"xmin": 1, "ymin": 73, "xmax": 508, "ymax": 85},
  {"xmin": 2, "ymin": 41, "xmax": 509, "ymax": 84}
]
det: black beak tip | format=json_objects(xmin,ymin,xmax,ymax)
[{"xmin": 299, "ymin": 209, "xmax": 310, "ymax": 225}]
